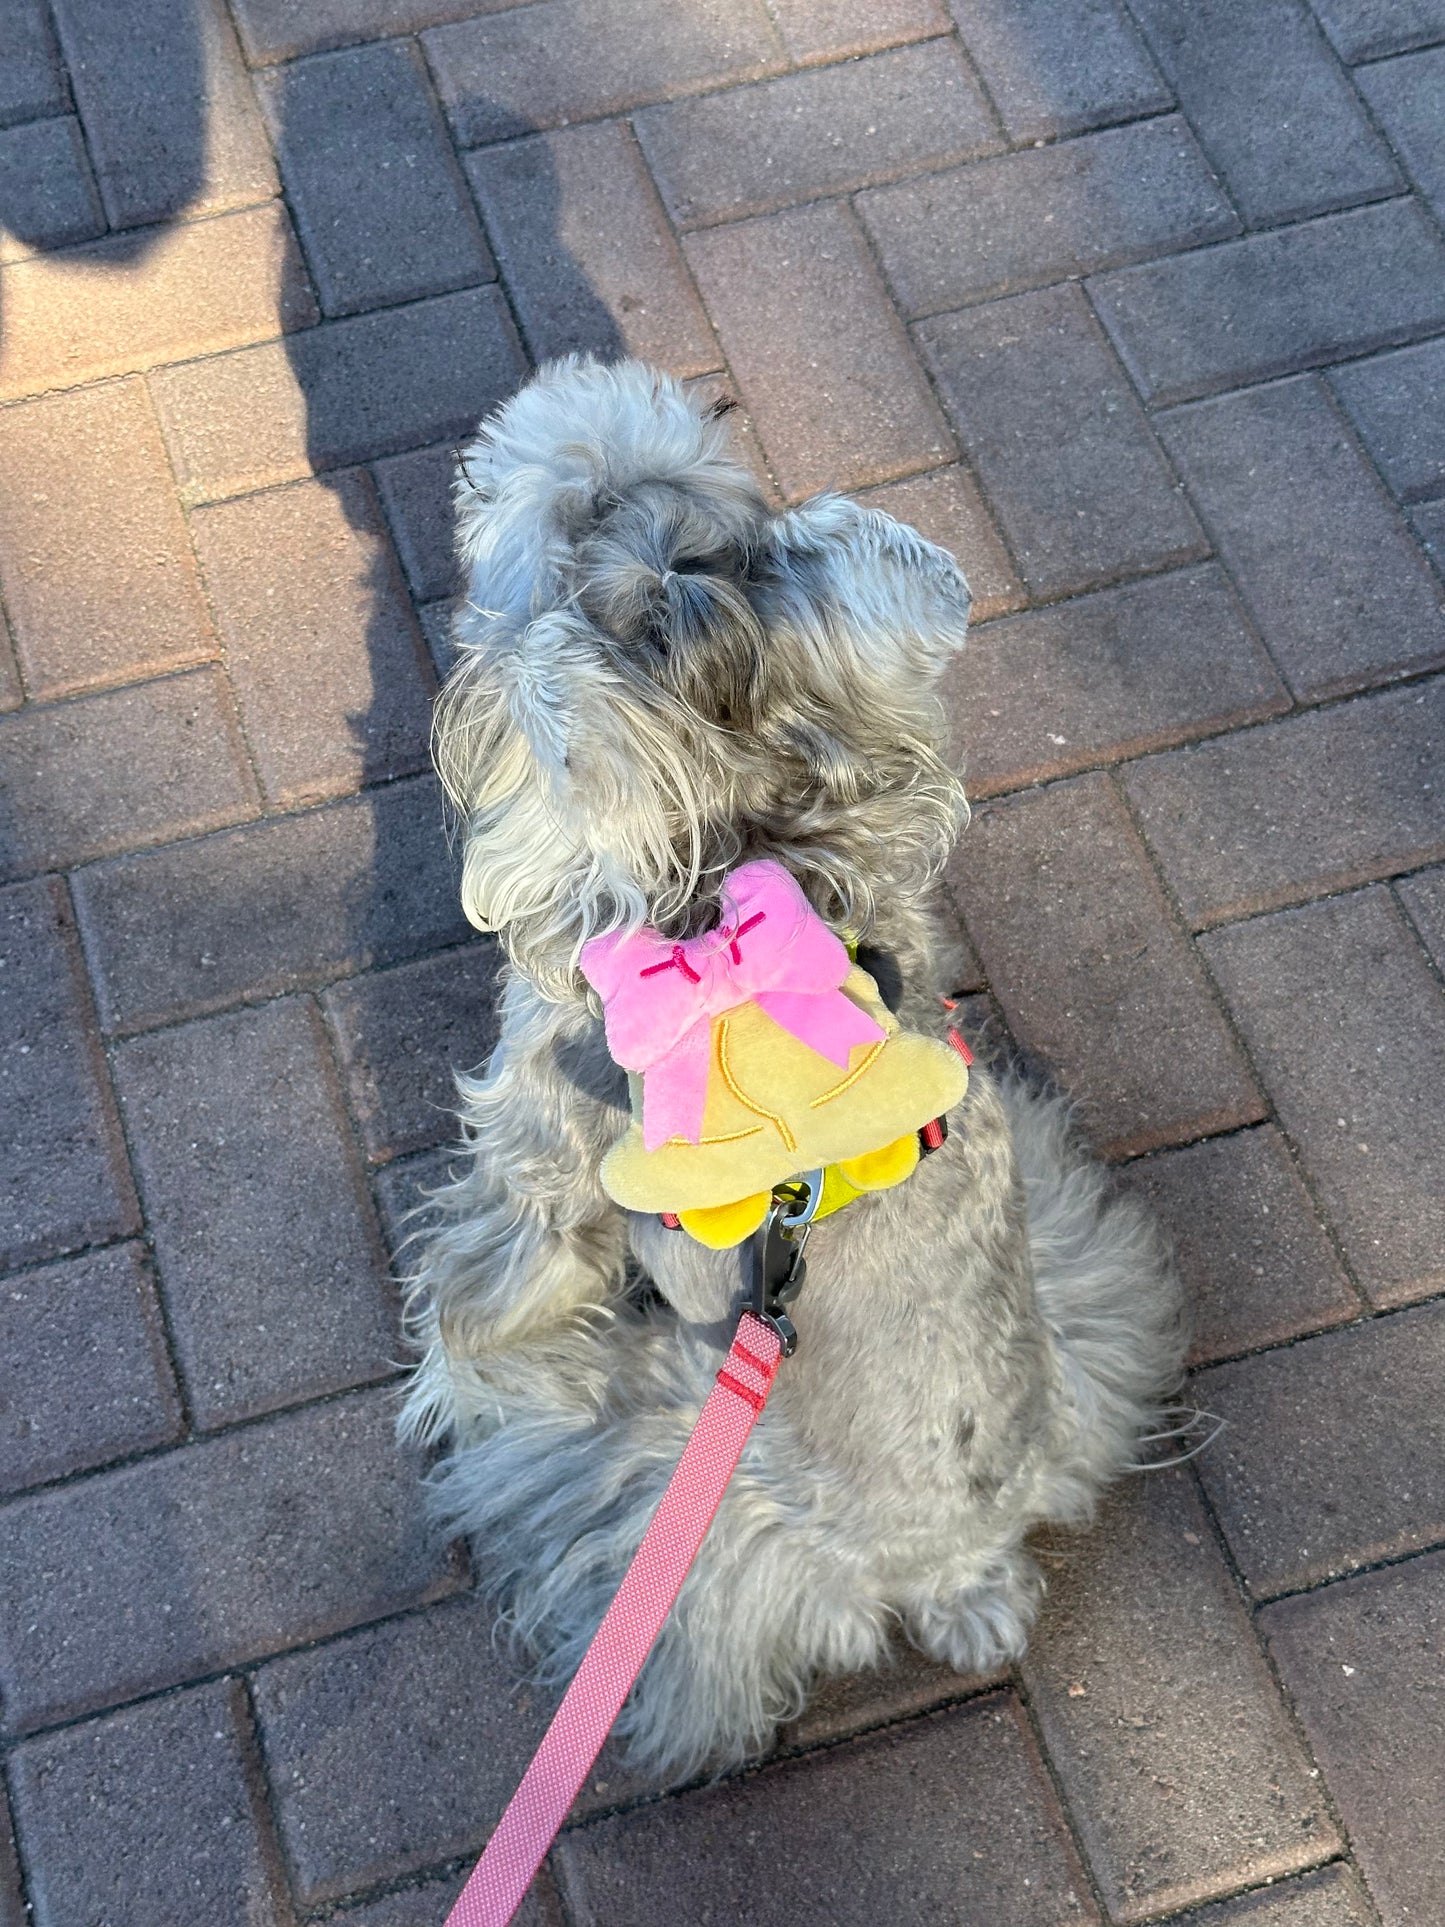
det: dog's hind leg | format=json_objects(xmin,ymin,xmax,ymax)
[{"xmin": 399, "ymin": 973, "xmax": 632, "ymax": 1447}]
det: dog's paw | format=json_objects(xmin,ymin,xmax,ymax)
[{"xmin": 901, "ymin": 1563, "xmax": 1040, "ymax": 1675}]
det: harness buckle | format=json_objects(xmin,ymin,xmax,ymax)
[{"xmin": 747, "ymin": 1185, "xmax": 812, "ymax": 1357}]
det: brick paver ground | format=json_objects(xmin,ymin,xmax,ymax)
[{"xmin": 1, "ymin": 4, "xmax": 1442, "ymax": 1922}]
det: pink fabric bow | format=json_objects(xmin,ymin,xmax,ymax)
[{"xmin": 580, "ymin": 859, "xmax": 886, "ymax": 1151}]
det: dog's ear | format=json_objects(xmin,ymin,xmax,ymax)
[{"xmin": 764, "ymin": 495, "xmax": 972, "ymax": 679}]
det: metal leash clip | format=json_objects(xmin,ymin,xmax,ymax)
[{"xmin": 747, "ymin": 1176, "xmax": 815, "ymax": 1357}]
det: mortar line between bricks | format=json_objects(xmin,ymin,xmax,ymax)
[
  {"xmin": 232, "ymin": 1674, "xmax": 303, "ymax": 1927},
  {"xmin": 87, "ymin": 925, "xmax": 480, "ymax": 1047},
  {"xmin": 0, "ymin": 1226, "xmax": 142, "ymax": 1287},
  {"xmin": 667, "ymin": 100, "xmax": 1217, "ymax": 240},
  {"xmin": 1105, "ymin": 768, "xmax": 1376, "ymax": 1312},
  {"xmin": 0, "ymin": 588, "xmax": 28, "ymax": 704},
  {"xmin": 1184, "ymin": 1280, "xmax": 1445, "ymax": 1374},
  {"xmin": 1249, "ymin": 1536, "xmax": 1445, "ymax": 1611},
  {"xmin": 1180, "ymin": 1460, "xmax": 1386, "ymax": 1927},
  {"xmin": 290, "ymin": 1853, "xmax": 478, "ymax": 1925},
  {"xmin": 1352, "ymin": 34, "xmax": 1445, "ymax": 67},
  {"xmin": 559, "ymin": 1684, "xmax": 1029, "ymax": 1842},
  {"xmin": 1390, "ymin": 876, "xmax": 1445, "ymax": 996},
  {"xmin": 1126, "ymin": 1857, "xmax": 1361, "ymax": 1927},
  {"xmin": 40, "ymin": 8, "xmax": 115, "ymax": 243},
  {"xmin": 0, "ymin": 1752, "xmax": 40, "ymax": 1927},
  {"xmin": 1127, "ymin": 315, "xmax": 1445, "ymax": 420},
  {"xmin": 1002, "ymin": 1672, "xmax": 1114, "ymax": 1923},
  {"xmin": 301, "ymin": 987, "xmax": 400, "ymax": 1280},
  {"xmin": 1180, "ymin": 847, "xmax": 1445, "ymax": 936}
]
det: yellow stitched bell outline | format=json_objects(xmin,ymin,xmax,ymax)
[{"xmin": 580, "ymin": 862, "xmax": 969, "ymax": 1248}]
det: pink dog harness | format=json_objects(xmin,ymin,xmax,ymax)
[{"xmin": 443, "ymin": 1310, "xmax": 787, "ymax": 1927}]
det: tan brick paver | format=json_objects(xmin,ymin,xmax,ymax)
[{"xmin": 2, "ymin": 3, "xmax": 1444, "ymax": 1920}]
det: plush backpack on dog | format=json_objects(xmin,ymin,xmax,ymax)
[{"xmin": 580, "ymin": 860, "xmax": 968, "ymax": 1247}]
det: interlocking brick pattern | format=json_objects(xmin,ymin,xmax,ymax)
[{"xmin": 0, "ymin": 3, "xmax": 1442, "ymax": 1921}]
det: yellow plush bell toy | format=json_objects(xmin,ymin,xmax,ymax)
[{"xmin": 580, "ymin": 860, "xmax": 968, "ymax": 1247}]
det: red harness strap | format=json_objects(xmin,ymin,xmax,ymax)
[{"xmin": 444, "ymin": 1312, "xmax": 785, "ymax": 1927}]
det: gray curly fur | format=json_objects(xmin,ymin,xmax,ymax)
[{"xmin": 401, "ymin": 358, "xmax": 1185, "ymax": 1781}]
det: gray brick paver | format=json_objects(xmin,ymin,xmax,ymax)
[
  {"xmin": 1195, "ymin": 1301, "xmax": 1445, "ymax": 1595},
  {"xmin": 949, "ymin": 772, "xmax": 1264, "ymax": 1156},
  {"xmin": 1261, "ymin": 1551, "xmax": 1445, "ymax": 1926},
  {"xmin": 1397, "ymin": 860, "xmax": 1445, "ymax": 967},
  {"xmin": 423, "ymin": 0, "xmax": 787, "ymax": 148},
  {"xmin": 71, "ymin": 774, "xmax": 469, "ymax": 1034},
  {"xmin": 191, "ymin": 470, "xmax": 436, "ymax": 809},
  {"xmin": 373, "ymin": 442, "xmax": 463, "ymax": 603},
  {"xmin": 112, "ymin": 997, "xmax": 398, "ymax": 1428},
  {"xmin": 558, "ymin": 1692, "xmax": 1098, "ymax": 1925},
  {"xmin": 1329, "ymin": 336, "xmax": 1445, "ymax": 501},
  {"xmin": 1309, "ymin": 0, "xmax": 1445, "ymax": 58},
  {"xmin": 258, "ymin": 38, "xmax": 494, "ymax": 319},
  {"xmin": 1165, "ymin": 1865, "xmax": 1377, "ymax": 1926},
  {"xmin": 9, "ymin": 1680, "xmax": 293, "ymax": 1927},
  {"xmin": 1199, "ymin": 884, "xmax": 1445, "ymax": 1306},
  {"xmin": 1125, "ymin": 0, "xmax": 1402, "ymax": 227},
  {"xmin": 1355, "ymin": 44, "xmax": 1445, "ymax": 223},
  {"xmin": 1124, "ymin": 677, "xmax": 1445, "ymax": 927},
  {"xmin": 1157, "ymin": 375, "xmax": 1445, "ymax": 699},
  {"xmin": 946, "ymin": 0, "xmax": 1169, "ymax": 142},
  {"xmin": 0, "ymin": 377, "xmax": 218, "ymax": 699},
  {"xmin": 150, "ymin": 284, "xmax": 527, "ymax": 496},
  {"xmin": 1090, "ymin": 197, "xmax": 1445, "ymax": 406},
  {"xmin": 1123, "ymin": 1124, "xmax": 1362, "ymax": 1367},
  {"xmin": 0, "ymin": 1242, "xmax": 182, "ymax": 1494},
  {"xmin": 465, "ymin": 120, "xmax": 719, "ymax": 373},
  {"xmin": 0, "ymin": 1386, "xmax": 457, "ymax": 1734},
  {"xmin": 0, "ymin": 876, "xmax": 139, "ymax": 1269},
  {"xmin": 1020, "ymin": 1470, "xmax": 1339, "ymax": 1920},
  {"xmin": 0, "ymin": 116, "xmax": 103, "ymax": 263},
  {"xmin": 252, "ymin": 1596, "xmax": 556, "ymax": 1904},
  {"xmin": 0, "ymin": 0, "xmax": 66, "ymax": 126},
  {"xmin": 946, "ymin": 563, "xmax": 1288, "ymax": 795},
  {"xmin": 0, "ymin": 667, "xmax": 260, "ymax": 880},
  {"xmin": 634, "ymin": 39, "xmax": 1001, "ymax": 229},
  {"xmin": 321, "ymin": 941, "xmax": 502, "ymax": 1163},
  {"xmin": 683, "ymin": 200, "xmax": 954, "ymax": 500},
  {"xmin": 768, "ymin": 0, "xmax": 950, "ymax": 62},
  {"xmin": 1413, "ymin": 497, "xmax": 1445, "ymax": 577},
  {"xmin": 0, "ymin": 202, "xmax": 317, "ymax": 404},
  {"xmin": 858, "ymin": 113, "xmax": 1238, "ymax": 320},
  {"xmin": 854, "ymin": 465, "xmax": 1024, "ymax": 622},
  {"xmin": 49, "ymin": 0, "xmax": 276, "ymax": 229},
  {"xmin": 917, "ymin": 281, "xmax": 1208, "ymax": 599}
]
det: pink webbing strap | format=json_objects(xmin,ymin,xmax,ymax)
[{"xmin": 444, "ymin": 1311, "xmax": 785, "ymax": 1927}]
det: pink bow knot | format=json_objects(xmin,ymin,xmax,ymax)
[{"xmin": 580, "ymin": 860, "xmax": 885, "ymax": 1151}]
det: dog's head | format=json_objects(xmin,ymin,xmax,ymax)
[{"xmin": 437, "ymin": 357, "xmax": 972, "ymax": 995}]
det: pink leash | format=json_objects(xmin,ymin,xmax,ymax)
[{"xmin": 444, "ymin": 1309, "xmax": 786, "ymax": 1927}]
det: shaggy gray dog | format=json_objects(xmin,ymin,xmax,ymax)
[{"xmin": 400, "ymin": 357, "xmax": 1184, "ymax": 1779}]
